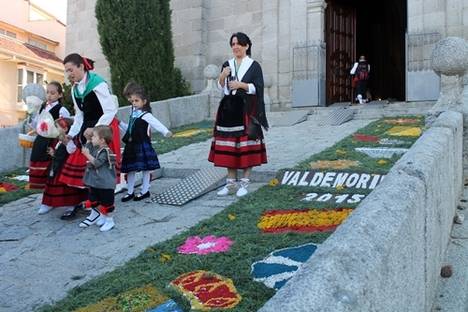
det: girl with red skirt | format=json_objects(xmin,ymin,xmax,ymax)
[
  {"xmin": 38, "ymin": 118, "xmax": 88, "ymax": 215},
  {"xmin": 29, "ymin": 82, "xmax": 70, "ymax": 192}
]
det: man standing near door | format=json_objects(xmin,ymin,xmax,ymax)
[{"xmin": 350, "ymin": 55, "xmax": 370, "ymax": 104}]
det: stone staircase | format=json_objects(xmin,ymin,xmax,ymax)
[{"xmin": 305, "ymin": 100, "xmax": 435, "ymax": 119}]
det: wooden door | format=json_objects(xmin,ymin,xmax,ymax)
[{"xmin": 325, "ymin": 1, "xmax": 356, "ymax": 104}]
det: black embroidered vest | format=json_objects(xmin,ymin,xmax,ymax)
[
  {"xmin": 128, "ymin": 114, "xmax": 151, "ymax": 144},
  {"xmin": 39, "ymin": 103, "xmax": 62, "ymax": 120},
  {"xmin": 74, "ymin": 91, "xmax": 104, "ymax": 143}
]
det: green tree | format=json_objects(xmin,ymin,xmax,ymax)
[{"xmin": 95, "ymin": 0, "xmax": 190, "ymax": 105}]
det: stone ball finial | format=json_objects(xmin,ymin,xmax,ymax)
[
  {"xmin": 431, "ymin": 37, "xmax": 468, "ymax": 76},
  {"xmin": 204, "ymin": 64, "xmax": 219, "ymax": 80},
  {"xmin": 264, "ymin": 75, "xmax": 273, "ymax": 88}
]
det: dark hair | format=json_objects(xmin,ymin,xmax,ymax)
[
  {"xmin": 47, "ymin": 81, "xmax": 63, "ymax": 103},
  {"xmin": 123, "ymin": 81, "xmax": 140, "ymax": 98},
  {"xmin": 230, "ymin": 32, "xmax": 252, "ymax": 56},
  {"xmin": 63, "ymin": 53, "xmax": 95, "ymax": 71},
  {"xmin": 124, "ymin": 82, "xmax": 152, "ymax": 113},
  {"xmin": 93, "ymin": 125, "xmax": 114, "ymax": 145}
]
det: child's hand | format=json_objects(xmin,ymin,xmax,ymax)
[
  {"xmin": 47, "ymin": 147, "xmax": 55, "ymax": 157},
  {"xmin": 83, "ymin": 128, "xmax": 93, "ymax": 141},
  {"xmin": 82, "ymin": 147, "xmax": 90, "ymax": 156},
  {"xmin": 165, "ymin": 131, "xmax": 173, "ymax": 138}
]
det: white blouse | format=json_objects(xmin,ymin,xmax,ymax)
[
  {"xmin": 69, "ymin": 78, "xmax": 117, "ymax": 137},
  {"xmin": 217, "ymin": 56, "xmax": 257, "ymax": 95},
  {"xmin": 119, "ymin": 112, "xmax": 170, "ymax": 137}
]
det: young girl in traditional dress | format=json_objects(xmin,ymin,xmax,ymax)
[
  {"xmin": 29, "ymin": 82, "xmax": 71, "ymax": 213},
  {"xmin": 120, "ymin": 83, "xmax": 172, "ymax": 202},
  {"xmin": 80, "ymin": 126, "xmax": 117, "ymax": 232},
  {"xmin": 38, "ymin": 118, "xmax": 88, "ymax": 215}
]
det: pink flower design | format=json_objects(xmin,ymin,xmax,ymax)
[
  {"xmin": 177, "ymin": 235, "xmax": 234, "ymax": 255},
  {"xmin": 39, "ymin": 122, "xmax": 48, "ymax": 132}
]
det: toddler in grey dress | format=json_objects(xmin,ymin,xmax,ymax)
[{"xmin": 80, "ymin": 125, "xmax": 117, "ymax": 232}]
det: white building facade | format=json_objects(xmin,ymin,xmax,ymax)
[{"xmin": 67, "ymin": 0, "xmax": 468, "ymax": 109}]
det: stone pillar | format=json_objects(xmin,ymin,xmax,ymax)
[
  {"xmin": 307, "ymin": 0, "xmax": 327, "ymax": 107},
  {"xmin": 202, "ymin": 64, "xmax": 222, "ymax": 120},
  {"xmin": 262, "ymin": 0, "xmax": 280, "ymax": 110},
  {"xmin": 264, "ymin": 74, "xmax": 272, "ymax": 112},
  {"xmin": 430, "ymin": 37, "xmax": 468, "ymax": 181},
  {"xmin": 306, "ymin": 0, "xmax": 327, "ymax": 44}
]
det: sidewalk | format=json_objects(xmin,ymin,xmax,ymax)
[{"xmin": 0, "ymin": 116, "xmax": 371, "ymax": 311}]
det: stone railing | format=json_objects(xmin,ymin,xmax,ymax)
[
  {"xmin": 260, "ymin": 37, "xmax": 467, "ymax": 312},
  {"xmin": 0, "ymin": 125, "xmax": 31, "ymax": 172},
  {"xmin": 260, "ymin": 111, "xmax": 462, "ymax": 312},
  {"xmin": 116, "ymin": 93, "xmax": 210, "ymax": 129},
  {"xmin": 1, "ymin": 62, "xmax": 277, "ymax": 172},
  {"xmin": 1, "ymin": 93, "xmax": 212, "ymax": 173}
]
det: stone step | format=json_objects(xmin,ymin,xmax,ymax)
[{"xmin": 305, "ymin": 101, "xmax": 435, "ymax": 120}]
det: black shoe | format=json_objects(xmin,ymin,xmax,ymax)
[
  {"xmin": 121, "ymin": 193, "xmax": 134, "ymax": 202},
  {"xmin": 133, "ymin": 191, "xmax": 150, "ymax": 201},
  {"xmin": 60, "ymin": 206, "xmax": 77, "ymax": 220}
]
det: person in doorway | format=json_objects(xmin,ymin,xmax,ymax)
[
  {"xmin": 350, "ymin": 55, "xmax": 370, "ymax": 104},
  {"xmin": 209, "ymin": 32, "xmax": 268, "ymax": 197}
]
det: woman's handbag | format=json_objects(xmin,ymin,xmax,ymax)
[{"xmin": 247, "ymin": 116, "xmax": 262, "ymax": 140}]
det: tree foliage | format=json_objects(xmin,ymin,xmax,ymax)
[{"xmin": 95, "ymin": 0, "xmax": 190, "ymax": 105}]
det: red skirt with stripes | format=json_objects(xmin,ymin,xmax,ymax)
[
  {"xmin": 42, "ymin": 173, "xmax": 88, "ymax": 207},
  {"xmin": 58, "ymin": 118, "xmax": 122, "ymax": 188},
  {"xmin": 208, "ymin": 135, "xmax": 267, "ymax": 169},
  {"xmin": 29, "ymin": 160, "xmax": 51, "ymax": 189}
]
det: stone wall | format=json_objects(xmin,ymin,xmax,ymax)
[
  {"xmin": 66, "ymin": 0, "xmax": 110, "ymax": 84},
  {"xmin": 0, "ymin": 125, "xmax": 31, "ymax": 172},
  {"xmin": 1, "ymin": 93, "xmax": 210, "ymax": 173},
  {"xmin": 260, "ymin": 111, "xmax": 463, "ymax": 312},
  {"xmin": 116, "ymin": 93, "xmax": 210, "ymax": 129}
]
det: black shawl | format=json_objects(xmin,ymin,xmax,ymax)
[{"xmin": 219, "ymin": 59, "xmax": 269, "ymax": 130}]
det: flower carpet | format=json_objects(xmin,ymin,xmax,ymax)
[
  {"xmin": 251, "ymin": 242, "xmax": 319, "ymax": 290},
  {"xmin": 0, "ymin": 168, "xmax": 41, "ymax": 206},
  {"xmin": 151, "ymin": 120, "xmax": 213, "ymax": 155},
  {"xmin": 40, "ymin": 116, "xmax": 425, "ymax": 312}
]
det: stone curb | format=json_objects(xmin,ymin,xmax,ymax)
[{"xmin": 259, "ymin": 111, "xmax": 463, "ymax": 312}]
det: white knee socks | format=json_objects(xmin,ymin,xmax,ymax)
[
  {"xmin": 126, "ymin": 171, "xmax": 136, "ymax": 194},
  {"xmin": 141, "ymin": 171, "xmax": 151, "ymax": 194}
]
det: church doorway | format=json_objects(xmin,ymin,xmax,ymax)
[{"xmin": 325, "ymin": 0, "xmax": 407, "ymax": 105}]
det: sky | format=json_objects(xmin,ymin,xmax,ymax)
[{"xmin": 30, "ymin": 0, "xmax": 67, "ymax": 24}]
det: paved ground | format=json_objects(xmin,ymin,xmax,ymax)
[{"xmin": 0, "ymin": 115, "xmax": 372, "ymax": 312}]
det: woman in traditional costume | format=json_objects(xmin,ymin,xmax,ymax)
[
  {"xmin": 209, "ymin": 32, "xmax": 268, "ymax": 197},
  {"xmin": 59, "ymin": 53, "xmax": 121, "ymax": 219}
]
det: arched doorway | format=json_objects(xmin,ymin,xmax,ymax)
[{"xmin": 325, "ymin": 0, "xmax": 407, "ymax": 104}]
